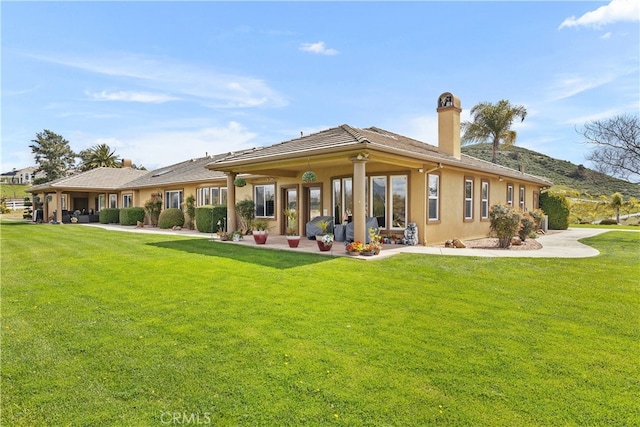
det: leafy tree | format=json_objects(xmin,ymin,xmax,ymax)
[
  {"xmin": 488, "ymin": 204, "xmax": 521, "ymax": 248},
  {"xmin": 461, "ymin": 100, "xmax": 527, "ymax": 163},
  {"xmin": 79, "ymin": 144, "xmax": 121, "ymax": 171},
  {"xmin": 29, "ymin": 130, "xmax": 77, "ymax": 182},
  {"xmin": 580, "ymin": 114, "xmax": 639, "ymax": 183},
  {"xmin": 610, "ymin": 192, "xmax": 623, "ymax": 224}
]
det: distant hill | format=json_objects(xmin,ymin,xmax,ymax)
[{"xmin": 461, "ymin": 144, "xmax": 640, "ymax": 199}]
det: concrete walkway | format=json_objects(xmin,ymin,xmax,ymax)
[{"xmin": 81, "ymin": 223, "xmax": 634, "ymax": 259}]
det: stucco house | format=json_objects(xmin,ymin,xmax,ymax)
[
  {"xmin": 28, "ymin": 92, "xmax": 552, "ymax": 244},
  {"xmin": 207, "ymin": 92, "xmax": 552, "ymax": 244}
]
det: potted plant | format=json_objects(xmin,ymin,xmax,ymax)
[
  {"xmin": 317, "ymin": 233, "xmax": 334, "ymax": 252},
  {"xmin": 231, "ymin": 230, "xmax": 243, "ymax": 242},
  {"xmin": 283, "ymin": 208, "xmax": 300, "ymax": 248},
  {"xmin": 346, "ymin": 240, "xmax": 363, "ymax": 255},
  {"xmin": 253, "ymin": 219, "xmax": 269, "ymax": 244},
  {"xmin": 233, "ymin": 177, "xmax": 247, "ymax": 187}
]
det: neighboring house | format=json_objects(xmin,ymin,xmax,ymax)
[
  {"xmin": 27, "ymin": 92, "xmax": 552, "ymax": 244},
  {"xmin": 207, "ymin": 92, "xmax": 552, "ymax": 244},
  {"xmin": 1, "ymin": 166, "xmax": 43, "ymax": 184}
]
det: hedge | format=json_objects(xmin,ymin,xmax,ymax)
[
  {"xmin": 539, "ymin": 192, "xmax": 570, "ymax": 230},
  {"xmin": 119, "ymin": 207, "xmax": 146, "ymax": 225},
  {"xmin": 158, "ymin": 208, "xmax": 185, "ymax": 229},
  {"xmin": 99, "ymin": 208, "xmax": 120, "ymax": 224},
  {"xmin": 195, "ymin": 205, "xmax": 227, "ymax": 233}
]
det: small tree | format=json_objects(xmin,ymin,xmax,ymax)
[
  {"xmin": 489, "ymin": 204, "xmax": 521, "ymax": 248},
  {"xmin": 144, "ymin": 197, "xmax": 162, "ymax": 227},
  {"xmin": 610, "ymin": 192, "xmax": 623, "ymax": 224},
  {"xmin": 235, "ymin": 198, "xmax": 255, "ymax": 234},
  {"xmin": 183, "ymin": 194, "xmax": 196, "ymax": 230}
]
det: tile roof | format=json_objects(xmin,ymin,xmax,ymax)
[
  {"xmin": 28, "ymin": 167, "xmax": 148, "ymax": 192},
  {"xmin": 121, "ymin": 155, "xmax": 226, "ymax": 189},
  {"xmin": 209, "ymin": 124, "xmax": 552, "ymax": 185}
]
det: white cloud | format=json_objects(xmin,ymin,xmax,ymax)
[
  {"xmin": 25, "ymin": 52, "xmax": 288, "ymax": 109},
  {"xmin": 546, "ymin": 73, "xmax": 617, "ymax": 101},
  {"xmin": 559, "ymin": 0, "xmax": 639, "ymax": 30},
  {"xmin": 87, "ymin": 90, "xmax": 180, "ymax": 103},
  {"xmin": 115, "ymin": 121, "xmax": 257, "ymax": 169},
  {"xmin": 299, "ymin": 41, "xmax": 339, "ymax": 56}
]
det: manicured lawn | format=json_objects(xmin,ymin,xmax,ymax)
[{"xmin": 1, "ymin": 221, "xmax": 638, "ymax": 426}]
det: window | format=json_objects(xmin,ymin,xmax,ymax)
[
  {"xmin": 371, "ymin": 176, "xmax": 387, "ymax": 228},
  {"xmin": 481, "ymin": 180, "xmax": 489, "ymax": 219},
  {"xmin": 165, "ymin": 190, "xmax": 183, "ymax": 209},
  {"xmin": 507, "ymin": 184, "xmax": 514, "ymax": 206},
  {"xmin": 390, "ymin": 175, "xmax": 407, "ymax": 229},
  {"xmin": 98, "ymin": 194, "xmax": 106, "ymax": 211},
  {"xmin": 533, "ymin": 191, "xmax": 539, "ymax": 210},
  {"xmin": 109, "ymin": 194, "xmax": 117, "ymax": 209},
  {"xmin": 519, "ymin": 186, "xmax": 526, "ymax": 210},
  {"xmin": 61, "ymin": 195, "xmax": 67, "ymax": 210},
  {"xmin": 197, "ymin": 187, "xmax": 210, "ymax": 205},
  {"xmin": 464, "ymin": 178, "xmax": 474, "ymax": 220},
  {"xmin": 332, "ymin": 178, "xmax": 356, "ymax": 224},
  {"xmin": 427, "ymin": 174, "xmax": 439, "ymax": 221},
  {"xmin": 220, "ymin": 187, "xmax": 228, "ymax": 205},
  {"xmin": 255, "ymin": 184, "xmax": 275, "ymax": 217},
  {"xmin": 122, "ymin": 194, "xmax": 133, "ymax": 207}
]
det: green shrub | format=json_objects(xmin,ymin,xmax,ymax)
[
  {"xmin": 195, "ymin": 205, "xmax": 227, "ymax": 233},
  {"xmin": 184, "ymin": 194, "xmax": 196, "ymax": 230},
  {"xmin": 540, "ymin": 192, "xmax": 570, "ymax": 230},
  {"xmin": 489, "ymin": 204, "xmax": 522, "ymax": 248},
  {"xmin": 144, "ymin": 198, "xmax": 162, "ymax": 227},
  {"xmin": 599, "ymin": 218, "xmax": 618, "ymax": 225},
  {"xmin": 519, "ymin": 214, "xmax": 536, "ymax": 241},
  {"xmin": 158, "ymin": 208, "xmax": 185, "ymax": 229},
  {"xmin": 119, "ymin": 207, "xmax": 145, "ymax": 225},
  {"xmin": 99, "ymin": 208, "xmax": 120, "ymax": 224}
]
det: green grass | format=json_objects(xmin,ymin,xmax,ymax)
[{"xmin": 2, "ymin": 221, "xmax": 638, "ymax": 426}]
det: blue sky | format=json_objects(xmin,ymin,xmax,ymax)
[{"xmin": 2, "ymin": 1, "xmax": 639, "ymax": 173}]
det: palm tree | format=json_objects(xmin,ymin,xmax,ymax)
[
  {"xmin": 79, "ymin": 144, "xmax": 121, "ymax": 171},
  {"xmin": 461, "ymin": 99, "xmax": 527, "ymax": 163}
]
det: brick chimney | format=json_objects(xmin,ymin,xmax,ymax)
[{"xmin": 437, "ymin": 92, "xmax": 462, "ymax": 159}]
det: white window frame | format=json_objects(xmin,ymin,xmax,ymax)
[
  {"xmin": 165, "ymin": 190, "xmax": 183, "ymax": 209},
  {"xmin": 370, "ymin": 176, "xmax": 387, "ymax": 228},
  {"xmin": 507, "ymin": 184, "xmax": 514, "ymax": 207},
  {"xmin": 254, "ymin": 184, "xmax": 275, "ymax": 218},
  {"xmin": 109, "ymin": 193, "xmax": 117, "ymax": 209},
  {"xmin": 122, "ymin": 193, "xmax": 133, "ymax": 208},
  {"xmin": 390, "ymin": 175, "xmax": 407, "ymax": 230},
  {"xmin": 428, "ymin": 174, "xmax": 439, "ymax": 221},
  {"xmin": 481, "ymin": 180, "xmax": 489, "ymax": 220},
  {"xmin": 464, "ymin": 178, "xmax": 474, "ymax": 221},
  {"xmin": 519, "ymin": 186, "xmax": 526, "ymax": 211}
]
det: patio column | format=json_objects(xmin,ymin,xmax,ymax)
[
  {"xmin": 226, "ymin": 172, "xmax": 237, "ymax": 233},
  {"xmin": 350, "ymin": 155, "xmax": 369, "ymax": 243},
  {"xmin": 55, "ymin": 191, "xmax": 63, "ymax": 223}
]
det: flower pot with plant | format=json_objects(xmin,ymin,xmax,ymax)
[
  {"xmin": 252, "ymin": 219, "xmax": 269, "ymax": 244},
  {"xmin": 283, "ymin": 208, "xmax": 300, "ymax": 248},
  {"xmin": 317, "ymin": 233, "xmax": 334, "ymax": 252}
]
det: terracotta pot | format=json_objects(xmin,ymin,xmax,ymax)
[
  {"xmin": 317, "ymin": 241, "xmax": 332, "ymax": 252},
  {"xmin": 253, "ymin": 232, "xmax": 268, "ymax": 244},
  {"xmin": 286, "ymin": 236, "xmax": 300, "ymax": 248}
]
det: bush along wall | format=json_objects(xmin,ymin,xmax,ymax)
[
  {"xmin": 119, "ymin": 207, "xmax": 146, "ymax": 226},
  {"xmin": 195, "ymin": 205, "xmax": 227, "ymax": 233},
  {"xmin": 99, "ymin": 208, "xmax": 120, "ymax": 224},
  {"xmin": 540, "ymin": 191, "xmax": 570, "ymax": 230},
  {"xmin": 158, "ymin": 208, "xmax": 185, "ymax": 229}
]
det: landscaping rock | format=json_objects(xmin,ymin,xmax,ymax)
[
  {"xmin": 452, "ymin": 238, "xmax": 466, "ymax": 248},
  {"xmin": 511, "ymin": 236, "xmax": 523, "ymax": 246}
]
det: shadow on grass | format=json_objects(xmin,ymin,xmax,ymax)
[{"xmin": 148, "ymin": 239, "xmax": 332, "ymax": 269}]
